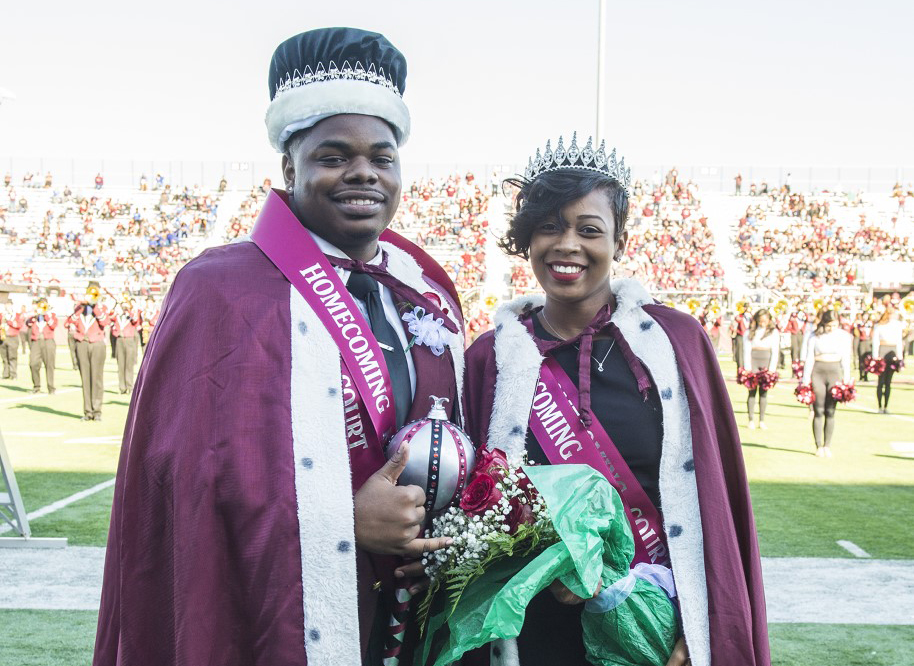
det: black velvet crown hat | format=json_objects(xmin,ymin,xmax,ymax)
[{"xmin": 265, "ymin": 27, "xmax": 410, "ymax": 152}]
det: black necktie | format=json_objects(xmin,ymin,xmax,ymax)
[{"xmin": 346, "ymin": 272, "xmax": 412, "ymax": 429}]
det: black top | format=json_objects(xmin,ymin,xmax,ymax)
[
  {"xmin": 527, "ymin": 315, "xmax": 664, "ymax": 509},
  {"xmin": 517, "ymin": 315, "xmax": 664, "ymax": 666}
]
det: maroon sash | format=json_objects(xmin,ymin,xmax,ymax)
[
  {"xmin": 529, "ymin": 357, "xmax": 670, "ymax": 567},
  {"xmin": 251, "ymin": 191, "xmax": 397, "ymax": 473}
]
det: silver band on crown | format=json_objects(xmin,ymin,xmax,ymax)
[
  {"xmin": 523, "ymin": 132, "xmax": 631, "ymax": 192},
  {"xmin": 274, "ymin": 60, "xmax": 402, "ymax": 98}
]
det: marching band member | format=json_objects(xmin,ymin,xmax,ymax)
[
  {"xmin": 64, "ymin": 310, "xmax": 80, "ymax": 369},
  {"xmin": 26, "ymin": 297, "xmax": 58, "ymax": 394},
  {"xmin": 139, "ymin": 296, "xmax": 160, "ymax": 352},
  {"xmin": 872, "ymin": 305, "xmax": 905, "ymax": 414},
  {"xmin": 785, "ymin": 306, "xmax": 807, "ymax": 365},
  {"xmin": 801, "ymin": 310, "xmax": 853, "ymax": 457},
  {"xmin": 111, "ymin": 301, "xmax": 140, "ymax": 394},
  {"xmin": 17, "ymin": 304, "xmax": 29, "ymax": 355},
  {"xmin": 95, "ymin": 28, "xmax": 465, "ymax": 666},
  {"xmin": 730, "ymin": 302, "xmax": 751, "ymax": 369},
  {"xmin": 1, "ymin": 302, "xmax": 24, "ymax": 380},
  {"xmin": 742, "ymin": 308, "xmax": 779, "ymax": 430},
  {"xmin": 853, "ymin": 311, "xmax": 874, "ymax": 382},
  {"xmin": 71, "ymin": 282, "xmax": 113, "ymax": 421}
]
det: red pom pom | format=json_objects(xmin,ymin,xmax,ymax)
[
  {"xmin": 758, "ymin": 370, "xmax": 780, "ymax": 391},
  {"xmin": 791, "ymin": 360, "xmax": 805, "ymax": 379},
  {"xmin": 794, "ymin": 383, "xmax": 815, "ymax": 405},
  {"xmin": 841, "ymin": 383, "xmax": 857, "ymax": 402},
  {"xmin": 864, "ymin": 354, "xmax": 886, "ymax": 375},
  {"xmin": 830, "ymin": 382, "xmax": 857, "ymax": 403}
]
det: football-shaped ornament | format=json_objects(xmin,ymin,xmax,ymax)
[{"xmin": 385, "ymin": 396, "xmax": 476, "ymax": 514}]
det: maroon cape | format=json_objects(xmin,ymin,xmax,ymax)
[
  {"xmin": 94, "ymin": 241, "xmax": 460, "ymax": 665},
  {"xmin": 463, "ymin": 305, "xmax": 770, "ymax": 666}
]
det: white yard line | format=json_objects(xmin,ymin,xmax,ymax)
[
  {"xmin": 0, "ymin": 478, "xmax": 115, "ymax": 535},
  {"xmin": 762, "ymin": 557, "xmax": 914, "ymax": 624},
  {"xmin": 890, "ymin": 442, "xmax": 914, "ymax": 458},
  {"xmin": 0, "ymin": 546, "xmax": 105, "ymax": 610},
  {"xmin": 2, "ymin": 549, "xmax": 913, "ymax": 624},
  {"xmin": 3, "ymin": 431, "xmax": 65, "ymax": 437},
  {"xmin": 0, "ymin": 388, "xmax": 79, "ymax": 405},
  {"xmin": 63, "ymin": 435, "xmax": 122, "ymax": 445},
  {"xmin": 836, "ymin": 540, "xmax": 872, "ymax": 558}
]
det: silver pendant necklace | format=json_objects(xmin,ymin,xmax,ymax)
[
  {"xmin": 576, "ymin": 339, "xmax": 616, "ymax": 372},
  {"xmin": 540, "ymin": 309, "xmax": 616, "ymax": 372}
]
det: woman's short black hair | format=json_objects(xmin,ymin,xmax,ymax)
[{"xmin": 498, "ymin": 169, "xmax": 629, "ymax": 259}]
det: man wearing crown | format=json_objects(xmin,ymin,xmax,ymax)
[{"xmin": 95, "ymin": 28, "xmax": 464, "ymax": 666}]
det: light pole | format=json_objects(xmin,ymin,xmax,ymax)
[{"xmin": 596, "ymin": 0, "xmax": 607, "ymax": 145}]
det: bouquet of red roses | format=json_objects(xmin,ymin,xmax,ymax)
[
  {"xmin": 794, "ymin": 383, "xmax": 815, "ymax": 405},
  {"xmin": 757, "ymin": 370, "xmax": 780, "ymax": 391},
  {"xmin": 864, "ymin": 354, "xmax": 886, "ymax": 375},
  {"xmin": 416, "ymin": 452, "xmax": 677, "ymax": 666},
  {"xmin": 830, "ymin": 382, "xmax": 857, "ymax": 403},
  {"xmin": 420, "ymin": 448, "xmax": 554, "ymax": 588}
]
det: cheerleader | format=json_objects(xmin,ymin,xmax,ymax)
[
  {"xmin": 872, "ymin": 306, "xmax": 905, "ymax": 414},
  {"xmin": 802, "ymin": 310, "xmax": 853, "ymax": 457},
  {"xmin": 742, "ymin": 308, "xmax": 779, "ymax": 429}
]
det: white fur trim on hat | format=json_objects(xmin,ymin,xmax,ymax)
[{"xmin": 266, "ymin": 79, "xmax": 411, "ymax": 152}]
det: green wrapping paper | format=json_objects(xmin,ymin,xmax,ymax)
[{"xmin": 416, "ymin": 464, "xmax": 677, "ymax": 666}]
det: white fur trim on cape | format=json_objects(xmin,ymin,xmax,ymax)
[
  {"xmin": 257, "ymin": 237, "xmax": 463, "ymax": 666},
  {"xmin": 381, "ymin": 239, "xmax": 466, "ymax": 424},
  {"xmin": 290, "ymin": 286, "xmax": 360, "ymax": 665},
  {"xmin": 266, "ymin": 79, "xmax": 411, "ymax": 151},
  {"xmin": 485, "ymin": 279, "xmax": 710, "ymax": 666}
]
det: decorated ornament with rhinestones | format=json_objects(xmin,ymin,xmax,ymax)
[{"xmin": 385, "ymin": 396, "xmax": 477, "ymax": 514}]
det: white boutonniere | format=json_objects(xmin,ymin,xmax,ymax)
[{"xmin": 402, "ymin": 306, "xmax": 448, "ymax": 356}]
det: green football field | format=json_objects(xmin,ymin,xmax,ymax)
[{"xmin": 1, "ymin": 347, "xmax": 912, "ymax": 665}]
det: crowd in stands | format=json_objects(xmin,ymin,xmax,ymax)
[
  {"xmin": 735, "ymin": 186, "xmax": 914, "ymax": 292},
  {"xmin": 224, "ymin": 180, "xmax": 270, "ymax": 241},
  {"xmin": 4, "ymin": 167, "xmax": 913, "ymax": 348},
  {"xmin": 387, "ymin": 173, "xmax": 493, "ymax": 340},
  {"xmin": 391, "ymin": 173, "xmax": 490, "ymax": 291},
  {"xmin": 1, "ymin": 172, "xmax": 220, "ymax": 303}
]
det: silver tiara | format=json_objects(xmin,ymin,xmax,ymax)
[
  {"xmin": 274, "ymin": 60, "xmax": 401, "ymax": 98},
  {"xmin": 523, "ymin": 132, "xmax": 631, "ymax": 191}
]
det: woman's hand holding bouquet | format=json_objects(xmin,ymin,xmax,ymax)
[{"xmin": 415, "ymin": 449, "xmax": 678, "ymax": 666}]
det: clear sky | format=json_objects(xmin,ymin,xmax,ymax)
[{"xmin": 1, "ymin": 0, "xmax": 911, "ymax": 171}]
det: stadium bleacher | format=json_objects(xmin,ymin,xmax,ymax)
[{"xmin": 3, "ymin": 169, "xmax": 913, "ymax": 340}]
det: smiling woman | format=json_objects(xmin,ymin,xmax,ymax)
[{"xmin": 462, "ymin": 135, "xmax": 771, "ymax": 666}]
